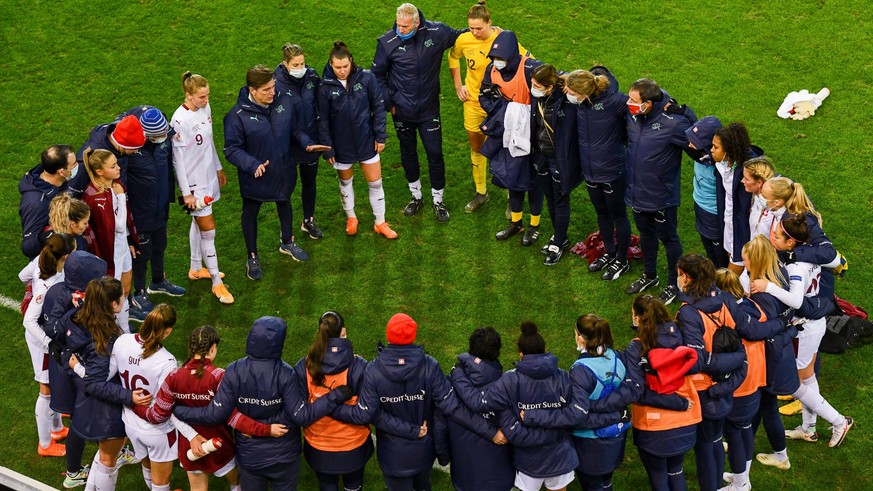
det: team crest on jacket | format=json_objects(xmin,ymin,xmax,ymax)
[
  {"xmin": 305, "ymin": 82, "xmax": 315, "ymax": 90},
  {"xmin": 651, "ymin": 122, "xmax": 662, "ymax": 131},
  {"xmin": 276, "ymin": 105, "xmax": 285, "ymax": 113},
  {"xmin": 474, "ymin": 357, "xmax": 481, "ymax": 364},
  {"xmin": 593, "ymin": 102, "xmax": 605, "ymax": 111},
  {"xmin": 353, "ymin": 83, "xmax": 363, "ymax": 92},
  {"xmin": 331, "ymin": 346, "xmax": 338, "ymax": 353},
  {"xmin": 424, "ymin": 39, "xmax": 434, "ymax": 48},
  {"xmin": 399, "ymin": 358, "xmax": 405, "ymax": 365}
]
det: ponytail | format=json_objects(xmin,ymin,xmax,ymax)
[
  {"xmin": 575, "ymin": 314, "xmax": 614, "ymax": 357},
  {"xmin": 306, "ymin": 312, "xmax": 344, "ymax": 387},
  {"xmin": 82, "ymin": 147, "xmax": 114, "ymax": 191},
  {"xmin": 767, "ymin": 177, "xmax": 821, "ymax": 226},
  {"xmin": 73, "ymin": 277, "xmax": 123, "ymax": 356},
  {"xmin": 182, "ymin": 71, "xmax": 209, "ymax": 96},
  {"xmin": 714, "ymin": 268, "xmax": 744, "ymax": 301},
  {"xmin": 677, "ymin": 254, "xmax": 717, "ymax": 301},
  {"xmin": 38, "ymin": 233, "xmax": 76, "ymax": 280},
  {"xmin": 467, "ymin": 0, "xmax": 491, "ymax": 22},
  {"xmin": 49, "ymin": 194, "xmax": 89, "ymax": 234},
  {"xmin": 186, "ymin": 325, "xmax": 221, "ymax": 379},
  {"xmin": 139, "ymin": 304, "xmax": 176, "ymax": 359},
  {"xmin": 633, "ymin": 294, "xmax": 671, "ymax": 356}
]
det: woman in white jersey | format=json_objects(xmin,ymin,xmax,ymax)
[
  {"xmin": 171, "ymin": 71, "xmax": 232, "ymax": 304},
  {"xmin": 751, "ymin": 215, "xmax": 853, "ymax": 448},
  {"xmin": 741, "ymin": 157, "xmax": 776, "ymax": 240}
]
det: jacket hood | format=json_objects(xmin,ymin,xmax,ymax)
[
  {"xmin": 246, "ymin": 316, "xmax": 287, "ymax": 360},
  {"xmin": 678, "ymin": 287, "xmax": 730, "ymax": 315},
  {"xmin": 63, "ymin": 251, "xmax": 108, "ymax": 292},
  {"xmin": 456, "ymin": 352, "xmax": 503, "ymax": 387},
  {"xmin": 686, "ymin": 116, "xmax": 722, "ymax": 154},
  {"xmin": 590, "ymin": 66, "xmax": 620, "ymax": 98},
  {"xmin": 321, "ymin": 337, "xmax": 355, "ymax": 375},
  {"xmin": 515, "ymin": 352, "xmax": 559, "ymax": 380},
  {"xmin": 19, "ymin": 165, "xmax": 59, "ymax": 196},
  {"xmin": 377, "ymin": 344, "xmax": 425, "ymax": 383},
  {"xmin": 655, "ymin": 321, "xmax": 685, "ymax": 349},
  {"xmin": 488, "ymin": 30, "xmax": 522, "ymax": 73},
  {"xmin": 62, "ymin": 308, "xmax": 91, "ymax": 352}
]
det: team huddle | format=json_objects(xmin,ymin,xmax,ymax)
[{"xmin": 15, "ymin": 0, "xmax": 855, "ymax": 490}]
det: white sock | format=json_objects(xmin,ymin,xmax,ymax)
[
  {"xmin": 794, "ymin": 375, "xmax": 843, "ymax": 427},
  {"xmin": 189, "ymin": 219, "xmax": 202, "ymax": 271},
  {"xmin": 85, "ymin": 458, "xmax": 118, "ymax": 491},
  {"xmin": 408, "ymin": 179, "xmax": 422, "ymax": 200},
  {"xmin": 151, "ymin": 483, "xmax": 169, "ymax": 491},
  {"xmin": 199, "ymin": 229, "xmax": 221, "ymax": 287},
  {"xmin": 230, "ymin": 485, "xmax": 241, "ymax": 491},
  {"xmin": 51, "ymin": 409, "xmax": 62, "ymax": 432},
  {"xmin": 36, "ymin": 393, "xmax": 53, "ymax": 448},
  {"xmin": 431, "ymin": 187, "xmax": 444, "ymax": 203},
  {"xmin": 116, "ymin": 297, "xmax": 130, "ymax": 334},
  {"xmin": 774, "ymin": 448, "xmax": 788, "ymax": 461},
  {"xmin": 339, "ymin": 178, "xmax": 356, "ymax": 217},
  {"xmin": 84, "ymin": 452, "xmax": 100, "ymax": 491},
  {"xmin": 369, "ymin": 179, "xmax": 386, "ymax": 224},
  {"xmin": 141, "ymin": 465, "xmax": 152, "ymax": 489}
]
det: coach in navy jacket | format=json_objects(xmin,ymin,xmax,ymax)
[
  {"xmin": 174, "ymin": 317, "xmax": 348, "ymax": 485},
  {"xmin": 19, "ymin": 145, "xmax": 75, "ymax": 258}
]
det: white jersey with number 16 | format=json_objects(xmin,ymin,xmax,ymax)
[{"xmin": 112, "ymin": 333, "xmax": 178, "ymax": 435}]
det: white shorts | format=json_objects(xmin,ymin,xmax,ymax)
[
  {"xmin": 515, "ymin": 470, "xmax": 575, "ymax": 491},
  {"xmin": 25, "ymin": 330, "xmax": 49, "ymax": 384},
  {"xmin": 190, "ymin": 203, "xmax": 214, "ymax": 218},
  {"xmin": 333, "ymin": 154, "xmax": 380, "ymax": 171},
  {"xmin": 795, "ymin": 318, "xmax": 826, "ymax": 369},
  {"xmin": 188, "ymin": 457, "xmax": 236, "ymax": 477},
  {"xmin": 126, "ymin": 429, "xmax": 179, "ymax": 463},
  {"xmin": 113, "ymin": 249, "xmax": 132, "ymax": 280}
]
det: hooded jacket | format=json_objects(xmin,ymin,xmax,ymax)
[
  {"xmin": 117, "ymin": 106, "xmax": 175, "ymax": 233},
  {"xmin": 372, "ymin": 9, "xmax": 464, "ymax": 122},
  {"xmin": 531, "ymin": 88, "xmax": 583, "ymax": 195},
  {"xmin": 19, "ymin": 165, "xmax": 69, "ymax": 259},
  {"xmin": 41, "ymin": 251, "xmax": 108, "ymax": 344},
  {"xmin": 274, "ymin": 64, "xmax": 322, "ymax": 164},
  {"xmin": 625, "ymin": 91, "xmax": 697, "ymax": 212},
  {"xmin": 686, "ymin": 116, "xmax": 723, "ymax": 238},
  {"xmin": 173, "ymin": 317, "xmax": 346, "ymax": 470},
  {"xmin": 317, "ymin": 64, "xmax": 387, "ymax": 164},
  {"xmin": 75, "ymin": 121, "xmax": 132, "ymax": 195},
  {"xmin": 576, "ymin": 66, "xmax": 629, "ymax": 185}
]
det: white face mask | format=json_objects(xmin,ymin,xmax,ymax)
[
  {"xmin": 754, "ymin": 194, "xmax": 767, "ymax": 208},
  {"xmin": 493, "ymin": 60, "xmax": 507, "ymax": 70},
  {"xmin": 65, "ymin": 163, "xmax": 79, "ymax": 181},
  {"xmin": 531, "ymin": 87, "xmax": 545, "ymax": 98},
  {"xmin": 289, "ymin": 67, "xmax": 306, "ymax": 79},
  {"xmin": 566, "ymin": 94, "xmax": 582, "ymax": 105},
  {"xmin": 149, "ymin": 136, "xmax": 168, "ymax": 144}
]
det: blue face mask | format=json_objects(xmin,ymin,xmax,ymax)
[{"xmin": 396, "ymin": 27, "xmax": 415, "ymax": 41}]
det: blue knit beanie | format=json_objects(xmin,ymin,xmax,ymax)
[{"xmin": 139, "ymin": 107, "xmax": 169, "ymax": 137}]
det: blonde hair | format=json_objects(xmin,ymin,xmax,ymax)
[
  {"xmin": 182, "ymin": 71, "xmax": 209, "ymax": 95},
  {"xmin": 743, "ymin": 156, "xmax": 775, "ymax": 184},
  {"xmin": 282, "ymin": 43, "xmax": 304, "ymax": 62},
  {"xmin": 715, "ymin": 268, "xmax": 744, "ymax": 300},
  {"xmin": 766, "ymin": 176, "xmax": 821, "ymax": 226},
  {"xmin": 742, "ymin": 235, "xmax": 785, "ymax": 286},
  {"xmin": 82, "ymin": 147, "xmax": 115, "ymax": 191},
  {"xmin": 566, "ymin": 69, "xmax": 610, "ymax": 99},
  {"xmin": 468, "ymin": 0, "xmax": 490, "ymax": 21},
  {"xmin": 49, "ymin": 194, "xmax": 89, "ymax": 234}
]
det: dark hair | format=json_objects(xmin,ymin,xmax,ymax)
[
  {"xmin": 779, "ymin": 214, "xmax": 809, "ymax": 244},
  {"xmin": 469, "ymin": 326, "xmax": 501, "ymax": 361},
  {"xmin": 187, "ymin": 325, "xmax": 221, "ymax": 379},
  {"xmin": 329, "ymin": 40, "xmax": 357, "ymax": 71},
  {"xmin": 532, "ymin": 64, "xmax": 564, "ymax": 90},
  {"xmin": 73, "ymin": 277, "xmax": 123, "ymax": 356},
  {"xmin": 677, "ymin": 254, "xmax": 717, "ymax": 301},
  {"xmin": 632, "ymin": 294, "xmax": 670, "ymax": 355},
  {"xmin": 139, "ymin": 304, "xmax": 176, "ymax": 359},
  {"xmin": 40, "ymin": 144, "xmax": 74, "ymax": 174},
  {"xmin": 38, "ymin": 233, "xmax": 76, "ymax": 280},
  {"xmin": 468, "ymin": 0, "xmax": 490, "ymax": 21},
  {"xmin": 715, "ymin": 122, "xmax": 751, "ymax": 165},
  {"xmin": 518, "ymin": 321, "xmax": 546, "ymax": 355},
  {"xmin": 246, "ymin": 64, "xmax": 274, "ymax": 89},
  {"xmin": 575, "ymin": 314, "xmax": 614, "ymax": 357},
  {"xmin": 307, "ymin": 311, "xmax": 345, "ymax": 387},
  {"xmin": 629, "ymin": 78, "xmax": 663, "ymax": 103}
]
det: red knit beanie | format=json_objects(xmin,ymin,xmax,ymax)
[
  {"xmin": 386, "ymin": 313, "xmax": 417, "ymax": 345},
  {"xmin": 111, "ymin": 115, "xmax": 146, "ymax": 150}
]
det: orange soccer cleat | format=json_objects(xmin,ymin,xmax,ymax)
[
  {"xmin": 346, "ymin": 217, "xmax": 359, "ymax": 236},
  {"xmin": 374, "ymin": 221, "xmax": 398, "ymax": 240}
]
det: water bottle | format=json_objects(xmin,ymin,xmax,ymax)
[
  {"xmin": 177, "ymin": 195, "xmax": 214, "ymax": 213},
  {"xmin": 186, "ymin": 437, "xmax": 222, "ymax": 461}
]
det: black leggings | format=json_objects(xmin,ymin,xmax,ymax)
[
  {"xmin": 314, "ymin": 468, "xmax": 365, "ymax": 491},
  {"xmin": 132, "ymin": 224, "xmax": 168, "ymax": 291},
  {"xmin": 539, "ymin": 170, "xmax": 571, "ymax": 244},
  {"xmin": 241, "ymin": 197, "xmax": 293, "ymax": 254},
  {"xmin": 298, "ymin": 161, "xmax": 318, "ymax": 221},
  {"xmin": 383, "ymin": 471, "xmax": 431, "ymax": 491},
  {"xmin": 577, "ymin": 470, "xmax": 614, "ymax": 491},
  {"xmin": 508, "ymin": 188, "xmax": 544, "ymax": 218},
  {"xmin": 638, "ymin": 449, "xmax": 687, "ymax": 491},
  {"xmin": 587, "ymin": 178, "xmax": 631, "ymax": 261}
]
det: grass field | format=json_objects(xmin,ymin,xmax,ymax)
[{"xmin": 1, "ymin": 0, "xmax": 872, "ymax": 489}]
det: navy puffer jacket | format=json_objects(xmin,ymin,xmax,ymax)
[
  {"xmin": 576, "ymin": 66, "xmax": 629, "ymax": 184},
  {"xmin": 19, "ymin": 165, "xmax": 69, "ymax": 259},
  {"xmin": 41, "ymin": 251, "xmax": 107, "ymax": 344},
  {"xmin": 532, "ymin": 89, "xmax": 583, "ymax": 195},
  {"xmin": 274, "ymin": 64, "xmax": 322, "ymax": 164},
  {"xmin": 317, "ymin": 64, "xmax": 387, "ymax": 164}
]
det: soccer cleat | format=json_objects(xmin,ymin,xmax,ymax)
[
  {"xmin": 374, "ymin": 222, "xmax": 398, "ymax": 239},
  {"xmin": 211, "ymin": 284, "xmax": 234, "ymax": 305},
  {"xmin": 589, "ymin": 254, "xmax": 614, "ymax": 272},
  {"xmin": 779, "ymin": 399, "xmax": 803, "ymax": 416},
  {"xmin": 403, "ymin": 197, "xmax": 424, "ymax": 216},
  {"xmin": 37, "ymin": 440, "xmax": 66, "ymax": 457},
  {"xmin": 521, "ymin": 225, "xmax": 540, "ymax": 246},
  {"xmin": 717, "ymin": 483, "xmax": 750, "ymax": 491},
  {"xmin": 63, "ymin": 466, "xmax": 89, "ymax": 488},
  {"xmin": 147, "ymin": 279, "xmax": 187, "ymax": 297},
  {"xmin": 602, "ymin": 260, "xmax": 630, "ymax": 281},
  {"xmin": 51, "ymin": 426, "xmax": 69, "ymax": 442},
  {"xmin": 544, "ymin": 244, "xmax": 564, "ymax": 266},
  {"xmin": 495, "ymin": 221, "xmax": 524, "ymax": 241},
  {"xmin": 541, "ymin": 235, "xmax": 555, "ymax": 254},
  {"xmin": 464, "ymin": 193, "xmax": 490, "ymax": 213},
  {"xmin": 246, "ymin": 254, "xmax": 262, "ymax": 280},
  {"xmin": 188, "ymin": 268, "xmax": 224, "ymax": 281},
  {"xmin": 279, "ymin": 241, "xmax": 309, "ymax": 262},
  {"xmin": 785, "ymin": 425, "xmax": 818, "ymax": 443},
  {"xmin": 626, "ymin": 274, "xmax": 660, "ymax": 295},
  {"xmin": 115, "ymin": 446, "xmax": 140, "ymax": 468},
  {"xmin": 756, "ymin": 453, "xmax": 791, "ymax": 470},
  {"xmin": 346, "ymin": 217, "xmax": 359, "ymax": 236},
  {"xmin": 659, "ymin": 285, "xmax": 680, "ymax": 305},
  {"xmin": 130, "ymin": 291, "xmax": 155, "ymax": 313},
  {"xmin": 829, "ymin": 416, "xmax": 854, "ymax": 448},
  {"xmin": 433, "ymin": 202, "xmax": 450, "ymax": 223},
  {"xmin": 301, "ymin": 218, "xmax": 324, "ymax": 239}
]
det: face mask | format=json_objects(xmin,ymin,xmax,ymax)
[
  {"xmin": 149, "ymin": 136, "xmax": 167, "ymax": 144},
  {"xmin": 65, "ymin": 163, "xmax": 79, "ymax": 181},
  {"xmin": 754, "ymin": 194, "xmax": 768, "ymax": 209},
  {"xmin": 530, "ymin": 87, "xmax": 545, "ymax": 98},
  {"xmin": 566, "ymin": 94, "xmax": 582, "ymax": 105},
  {"xmin": 493, "ymin": 59, "xmax": 507, "ymax": 70},
  {"xmin": 289, "ymin": 67, "xmax": 306, "ymax": 79},
  {"xmin": 396, "ymin": 24, "xmax": 417, "ymax": 41},
  {"xmin": 576, "ymin": 344, "xmax": 586, "ymax": 353},
  {"xmin": 627, "ymin": 100, "xmax": 646, "ymax": 115}
]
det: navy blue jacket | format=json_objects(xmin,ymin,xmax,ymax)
[
  {"xmin": 117, "ymin": 106, "xmax": 175, "ymax": 233},
  {"xmin": 274, "ymin": 64, "xmax": 322, "ymax": 164},
  {"xmin": 19, "ymin": 165, "xmax": 69, "ymax": 259},
  {"xmin": 794, "ymin": 212, "xmax": 838, "ymax": 319},
  {"xmin": 372, "ymin": 9, "xmax": 464, "ymax": 122},
  {"xmin": 75, "ymin": 121, "xmax": 132, "ymax": 194},
  {"xmin": 225, "ymin": 87, "xmax": 314, "ymax": 202},
  {"xmin": 576, "ymin": 66, "xmax": 629, "ymax": 184},
  {"xmin": 465, "ymin": 353, "xmax": 580, "ymax": 478},
  {"xmin": 742, "ymin": 294, "xmax": 800, "ymax": 396},
  {"xmin": 317, "ymin": 65, "xmax": 387, "ymax": 164},
  {"xmin": 479, "ymin": 30, "xmax": 543, "ymax": 192},
  {"xmin": 41, "ymin": 251, "xmax": 107, "ymax": 344},
  {"xmin": 293, "ymin": 338, "xmax": 373, "ymax": 474},
  {"xmin": 63, "ymin": 310, "xmax": 131, "ymax": 440},
  {"xmin": 625, "ymin": 92, "xmax": 696, "ymax": 212},
  {"xmin": 173, "ymin": 317, "xmax": 345, "ymax": 471},
  {"xmin": 676, "ymin": 289, "xmax": 749, "ymax": 420},
  {"xmin": 715, "ymin": 148, "xmax": 762, "ymax": 261},
  {"xmin": 438, "ymin": 353, "xmax": 514, "ymax": 491},
  {"xmin": 531, "ymin": 89, "xmax": 583, "ymax": 194}
]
